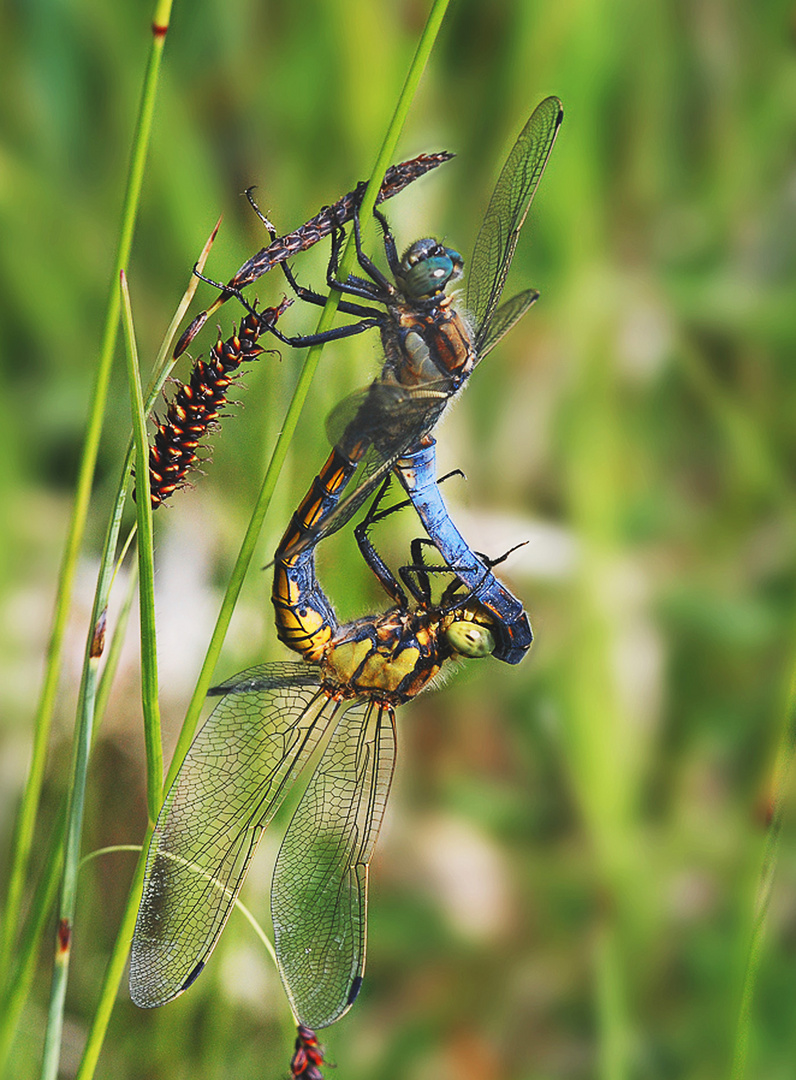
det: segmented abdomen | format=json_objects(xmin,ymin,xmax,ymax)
[{"xmin": 272, "ymin": 447, "xmax": 358, "ymax": 662}]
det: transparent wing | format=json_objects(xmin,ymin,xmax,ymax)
[
  {"xmin": 129, "ymin": 662, "xmax": 344, "ymax": 1009},
  {"xmin": 476, "ymin": 287, "xmax": 539, "ymax": 360},
  {"xmin": 272, "ymin": 699, "xmax": 397, "ymax": 1028},
  {"xmin": 327, "ymin": 381, "xmax": 447, "ymax": 456},
  {"xmin": 466, "ymin": 96, "xmax": 563, "ymax": 353}
]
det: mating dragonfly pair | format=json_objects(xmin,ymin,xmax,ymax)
[{"xmin": 130, "ymin": 96, "xmax": 563, "ymax": 1040}]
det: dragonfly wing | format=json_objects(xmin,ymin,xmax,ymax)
[
  {"xmin": 325, "ymin": 379, "xmax": 449, "ymax": 456},
  {"xmin": 129, "ymin": 662, "xmax": 337, "ymax": 1008},
  {"xmin": 272, "ymin": 699, "xmax": 397, "ymax": 1028},
  {"xmin": 476, "ymin": 287, "xmax": 540, "ymax": 360},
  {"xmin": 466, "ymin": 95, "xmax": 563, "ymax": 353}
]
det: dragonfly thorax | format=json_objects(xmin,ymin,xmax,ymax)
[
  {"xmin": 322, "ymin": 608, "xmax": 444, "ymax": 704},
  {"xmin": 397, "ymin": 239, "xmax": 463, "ymax": 301}
]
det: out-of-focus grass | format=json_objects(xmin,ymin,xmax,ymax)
[{"xmin": 3, "ymin": 1, "xmax": 796, "ymax": 1078}]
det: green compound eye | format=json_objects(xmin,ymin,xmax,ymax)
[{"xmin": 445, "ymin": 620, "xmax": 495, "ymax": 658}]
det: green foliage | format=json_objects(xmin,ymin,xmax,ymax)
[{"xmin": 3, "ymin": 0, "xmax": 796, "ymax": 1077}]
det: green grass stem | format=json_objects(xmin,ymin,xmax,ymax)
[
  {"xmin": 0, "ymin": 0, "xmax": 173, "ymax": 1000},
  {"xmin": 120, "ymin": 271, "xmax": 163, "ymax": 821},
  {"xmin": 0, "ymin": 564, "xmax": 138, "ymax": 1074},
  {"xmin": 730, "ymin": 634, "xmax": 796, "ymax": 1078}
]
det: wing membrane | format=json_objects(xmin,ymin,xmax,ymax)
[
  {"xmin": 466, "ymin": 96, "xmax": 563, "ymax": 351},
  {"xmin": 272, "ymin": 700, "xmax": 397, "ymax": 1028},
  {"xmin": 326, "ymin": 382, "xmax": 445, "ymax": 453},
  {"xmin": 129, "ymin": 662, "xmax": 341, "ymax": 1008},
  {"xmin": 476, "ymin": 287, "xmax": 540, "ymax": 360}
]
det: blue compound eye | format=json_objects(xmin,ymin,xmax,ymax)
[
  {"xmin": 400, "ymin": 241, "xmax": 464, "ymax": 298},
  {"xmin": 404, "ymin": 255, "xmax": 455, "ymax": 297},
  {"xmin": 445, "ymin": 619, "xmax": 495, "ymax": 658}
]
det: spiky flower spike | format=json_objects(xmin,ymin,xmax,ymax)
[{"xmin": 143, "ymin": 298, "xmax": 290, "ymax": 507}]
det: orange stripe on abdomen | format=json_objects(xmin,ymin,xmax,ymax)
[{"xmin": 272, "ymin": 447, "xmax": 357, "ymax": 662}]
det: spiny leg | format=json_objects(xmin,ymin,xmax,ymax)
[
  {"xmin": 192, "ymin": 266, "xmax": 382, "ymax": 349},
  {"xmin": 372, "ymin": 205, "xmax": 401, "ymax": 277},
  {"xmin": 354, "ymin": 477, "xmax": 408, "ymax": 609}
]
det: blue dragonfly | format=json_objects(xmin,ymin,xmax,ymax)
[
  {"xmin": 235, "ymin": 96, "xmax": 562, "ymax": 662},
  {"xmin": 193, "ymin": 96, "xmax": 560, "ymax": 658},
  {"xmin": 270, "ymin": 98, "xmax": 560, "ymax": 665}
]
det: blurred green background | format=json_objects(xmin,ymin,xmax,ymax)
[{"xmin": 4, "ymin": 0, "xmax": 796, "ymax": 1077}]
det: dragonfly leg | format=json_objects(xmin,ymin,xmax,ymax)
[
  {"xmin": 354, "ymin": 477, "xmax": 408, "ymax": 608},
  {"xmin": 316, "ymin": 215, "xmax": 394, "ymax": 304},
  {"xmin": 394, "ymin": 534, "xmax": 510, "ymax": 613},
  {"xmin": 357, "ymin": 466, "xmax": 467, "ymax": 532},
  {"xmin": 325, "ymin": 221, "xmax": 346, "ymax": 282},
  {"xmin": 415, "ymin": 538, "xmax": 529, "ymax": 610},
  {"xmin": 193, "ymin": 265, "xmax": 254, "ymax": 308},
  {"xmin": 193, "ymin": 268, "xmax": 383, "ymax": 348},
  {"xmin": 372, "ymin": 205, "xmax": 401, "ymax": 277},
  {"xmin": 437, "ymin": 467, "xmax": 466, "ymax": 484},
  {"xmin": 475, "ymin": 539, "xmax": 529, "ymax": 570},
  {"xmin": 328, "ymin": 204, "xmax": 401, "ymax": 293},
  {"xmin": 279, "ymin": 254, "xmax": 384, "ymax": 320},
  {"xmin": 406, "ymin": 537, "xmax": 435, "ymax": 606},
  {"xmin": 325, "ymin": 222, "xmax": 380, "ymax": 296},
  {"xmin": 280, "ymin": 220, "xmax": 385, "ymax": 316},
  {"xmin": 398, "ymin": 537, "xmax": 459, "ymax": 608},
  {"xmin": 262, "ymin": 316, "xmax": 382, "ymax": 349},
  {"xmin": 350, "ymin": 209, "xmax": 394, "ymax": 292},
  {"xmin": 242, "ymin": 203, "xmax": 385, "ymax": 320},
  {"xmin": 278, "ymin": 200, "xmax": 397, "ymax": 311}
]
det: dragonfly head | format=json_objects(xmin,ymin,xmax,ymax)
[
  {"xmin": 398, "ymin": 239, "xmax": 464, "ymax": 301},
  {"xmin": 443, "ymin": 613, "xmax": 495, "ymax": 659}
]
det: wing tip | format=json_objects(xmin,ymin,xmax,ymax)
[
  {"xmin": 540, "ymin": 93, "xmax": 564, "ymax": 122},
  {"xmin": 181, "ymin": 960, "xmax": 206, "ymax": 993},
  {"xmin": 128, "ymin": 963, "xmax": 204, "ymax": 1010},
  {"xmin": 347, "ymin": 974, "xmax": 363, "ymax": 1006}
]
